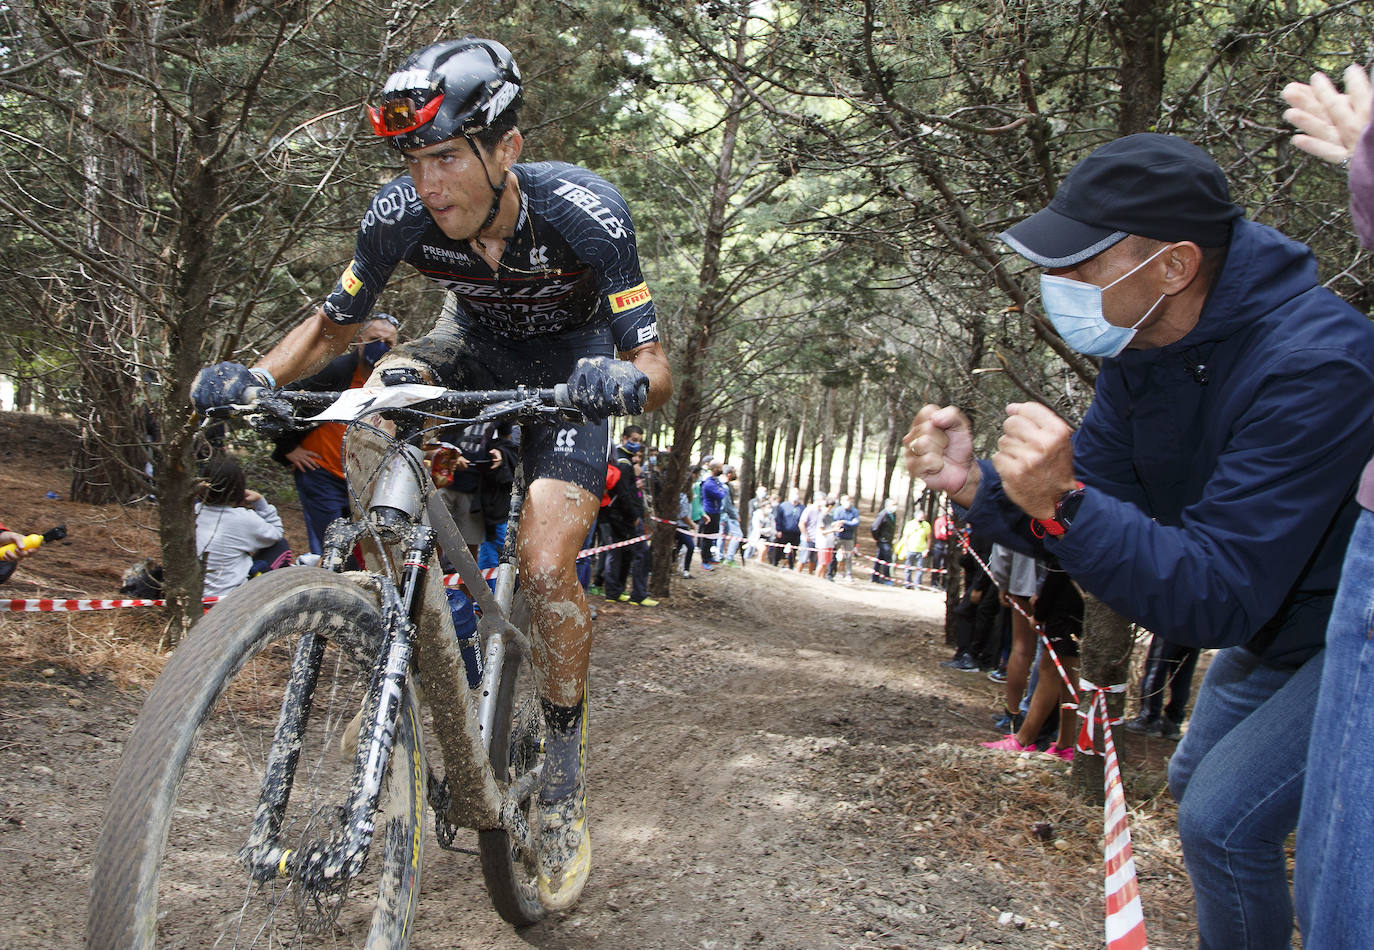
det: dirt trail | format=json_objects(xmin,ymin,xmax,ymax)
[
  {"xmin": 0, "ymin": 410, "xmax": 1198, "ymax": 949},
  {"xmin": 1, "ymin": 566, "xmax": 1198, "ymax": 950}
]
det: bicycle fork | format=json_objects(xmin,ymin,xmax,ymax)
[{"xmin": 239, "ymin": 573, "xmax": 417, "ymax": 888}]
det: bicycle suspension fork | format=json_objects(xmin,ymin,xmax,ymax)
[{"xmin": 241, "ymin": 448, "xmax": 438, "ymax": 887}]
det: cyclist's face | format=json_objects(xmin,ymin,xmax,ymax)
[{"xmin": 403, "ymin": 135, "xmax": 516, "ymax": 240}]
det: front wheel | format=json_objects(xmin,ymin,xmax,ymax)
[
  {"xmin": 478, "ymin": 591, "xmax": 548, "ymax": 926},
  {"xmin": 87, "ymin": 568, "xmax": 424, "ymax": 949}
]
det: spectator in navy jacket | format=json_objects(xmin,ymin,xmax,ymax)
[
  {"xmin": 698, "ymin": 461, "xmax": 726, "ymax": 570},
  {"xmin": 906, "ymin": 134, "xmax": 1374, "ymax": 948},
  {"xmin": 771, "ymin": 487, "xmax": 803, "ymax": 569}
]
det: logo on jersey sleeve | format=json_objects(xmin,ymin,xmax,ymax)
[
  {"xmin": 340, "ymin": 263, "xmax": 363, "ymax": 296},
  {"xmin": 636, "ymin": 322, "xmax": 659, "ymax": 344},
  {"xmin": 361, "ymin": 183, "xmax": 419, "ymax": 230},
  {"xmin": 553, "ymin": 179, "xmax": 627, "ymax": 238},
  {"xmin": 609, "ymin": 282, "xmax": 651, "ymax": 314}
]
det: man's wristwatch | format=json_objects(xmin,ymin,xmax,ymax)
[{"xmin": 1032, "ymin": 481, "xmax": 1086, "ymax": 538}]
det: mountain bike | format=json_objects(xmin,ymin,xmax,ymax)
[{"xmin": 87, "ymin": 382, "xmax": 585, "ymax": 948}]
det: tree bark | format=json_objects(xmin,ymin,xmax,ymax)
[
  {"xmin": 817, "ymin": 386, "xmax": 836, "ymax": 495},
  {"xmin": 854, "ymin": 409, "xmax": 866, "ymax": 509},
  {"xmin": 758, "ymin": 408, "xmax": 776, "ymax": 493},
  {"xmin": 739, "ymin": 397, "xmax": 758, "ymax": 518},
  {"xmin": 649, "ymin": 15, "xmax": 752, "ymax": 595},
  {"xmin": 1071, "ymin": 593, "xmax": 1136, "ymax": 803},
  {"xmin": 1108, "ymin": 0, "xmax": 1170, "ymax": 136},
  {"xmin": 778, "ymin": 416, "xmax": 799, "ymax": 494},
  {"xmin": 838, "ymin": 386, "xmax": 859, "ymax": 497}
]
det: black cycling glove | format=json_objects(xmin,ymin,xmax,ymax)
[{"xmin": 566, "ymin": 357, "xmax": 649, "ymax": 421}]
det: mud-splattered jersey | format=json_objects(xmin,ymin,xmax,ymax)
[{"xmin": 322, "ymin": 161, "xmax": 659, "ymax": 354}]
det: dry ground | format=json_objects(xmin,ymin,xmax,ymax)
[{"xmin": 0, "ymin": 410, "xmax": 1201, "ymax": 949}]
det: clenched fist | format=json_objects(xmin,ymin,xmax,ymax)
[
  {"xmin": 903, "ymin": 405, "xmax": 980, "ymax": 506},
  {"xmin": 992, "ymin": 403, "xmax": 1078, "ymax": 520}
]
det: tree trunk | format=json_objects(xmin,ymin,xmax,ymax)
[
  {"xmin": 1071, "ymin": 593, "xmax": 1136, "ymax": 803},
  {"xmin": 838, "ymin": 386, "xmax": 859, "ymax": 496},
  {"xmin": 649, "ymin": 22, "xmax": 751, "ymax": 595},
  {"xmin": 758, "ymin": 409, "xmax": 776, "ymax": 493},
  {"xmin": 817, "ymin": 386, "xmax": 836, "ymax": 495},
  {"xmin": 880, "ymin": 392, "xmax": 902, "ymax": 506},
  {"xmin": 778, "ymin": 416, "xmax": 799, "ymax": 494},
  {"xmin": 854, "ymin": 409, "xmax": 866, "ymax": 509},
  {"xmin": 739, "ymin": 397, "xmax": 758, "ymax": 518},
  {"xmin": 1108, "ymin": 0, "xmax": 1169, "ymax": 137}
]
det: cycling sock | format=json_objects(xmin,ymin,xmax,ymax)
[
  {"xmin": 444, "ymin": 588, "xmax": 482, "ymax": 687},
  {"xmin": 539, "ymin": 695, "xmax": 586, "ymax": 803}
]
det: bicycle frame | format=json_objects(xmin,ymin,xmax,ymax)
[{"xmin": 233, "ymin": 386, "xmax": 564, "ymax": 890}]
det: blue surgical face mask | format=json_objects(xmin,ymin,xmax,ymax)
[
  {"xmin": 1039, "ymin": 245, "xmax": 1170, "ymax": 358},
  {"xmin": 624, "ymin": 440, "xmax": 644, "ymax": 453},
  {"xmin": 362, "ymin": 339, "xmax": 391, "ymax": 365}
]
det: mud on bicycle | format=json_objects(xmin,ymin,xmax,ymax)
[{"xmin": 88, "ymin": 382, "xmax": 592, "ymax": 948}]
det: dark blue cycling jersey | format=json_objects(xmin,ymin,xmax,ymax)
[{"xmin": 323, "ymin": 161, "xmax": 659, "ymax": 354}]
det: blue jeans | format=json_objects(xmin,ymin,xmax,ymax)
[
  {"xmin": 721, "ymin": 514, "xmax": 742, "ymax": 560},
  {"xmin": 1296, "ymin": 509, "xmax": 1374, "ymax": 950},
  {"xmin": 1168, "ymin": 646, "xmax": 1323, "ymax": 950},
  {"xmin": 294, "ymin": 467, "xmax": 350, "ymax": 555}
]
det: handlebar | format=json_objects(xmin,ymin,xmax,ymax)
[
  {"xmin": 242, "ymin": 384, "xmax": 572, "ymax": 414},
  {"xmin": 211, "ymin": 383, "xmax": 578, "ymax": 434}
]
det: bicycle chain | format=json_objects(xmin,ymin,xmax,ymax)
[{"xmin": 426, "ymin": 769, "xmax": 480, "ymax": 855}]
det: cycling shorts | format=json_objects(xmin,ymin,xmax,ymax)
[{"xmin": 396, "ymin": 315, "xmax": 612, "ymax": 499}]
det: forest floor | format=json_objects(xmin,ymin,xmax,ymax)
[{"xmin": 0, "ymin": 409, "xmax": 1206, "ymax": 949}]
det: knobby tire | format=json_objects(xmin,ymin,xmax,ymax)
[
  {"xmin": 87, "ymin": 567, "xmax": 424, "ymax": 949},
  {"xmin": 477, "ymin": 591, "xmax": 548, "ymax": 926}
]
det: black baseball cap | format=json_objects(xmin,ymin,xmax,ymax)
[{"xmin": 999, "ymin": 133, "xmax": 1244, "ymax": 267}]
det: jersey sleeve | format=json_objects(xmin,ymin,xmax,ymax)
[
  {"xmin": 321, "ymin": 177, "xmax": 424, "ymax": 325},
  {"xmin": 541, "ymin": 166, "xmax": 660, "ymax": 353}
]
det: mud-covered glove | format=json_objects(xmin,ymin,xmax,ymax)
[
  {"xmin": 248, "ymin": 394, "xmax": 295, "ymax": 437},
  {"xmin": 191, "ymin": 361, "xmax": 272, "ymax": 412},
  {"xmin": 566, "ymin": 357, "xmax": 649, "ymax": 422}
]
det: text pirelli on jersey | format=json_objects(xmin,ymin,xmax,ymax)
[{"xmin": 324, "ymin": 161, "xmax": 659, "ymax": 354}]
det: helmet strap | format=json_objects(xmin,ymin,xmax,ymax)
[{"xmin": 464, "ymin": 134, "xmax": 506, "ymax": 233}]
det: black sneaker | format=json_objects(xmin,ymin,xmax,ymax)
[
  {"xmin": 939, "ymin": 653, "xmax": 979, "ymax": 672},
  {"xmin": 1123, "ymin": 713, "xmax": 1161, "ymax": 737},
  {"xmin": 1157, "ymin": 716, "xmax": 1182, "ymax": 740}
]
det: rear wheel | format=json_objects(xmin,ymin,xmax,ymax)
[
  {"xmin": 87, "ymin": 568, "xmax": 424, "ymax": 949},
  {"xmin": 478, "ymin": 592, "xmax": 548, "ymax": 926}
]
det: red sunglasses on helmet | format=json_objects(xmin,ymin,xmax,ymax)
[{"xmin": 368, "ymin": 94, "xmax": 444, "ymax": 137}]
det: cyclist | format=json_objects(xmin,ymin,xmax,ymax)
[{"xmin": 191, "ymin": 37, "xmax": 672, "ymax": 911}]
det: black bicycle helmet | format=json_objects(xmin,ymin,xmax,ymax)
[{"xmin": 369, "ymin": 37, "xmax": 523, "ymax": 153}]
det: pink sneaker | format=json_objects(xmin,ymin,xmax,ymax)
[
  {"xmin": 981, "ymin": 735, "xmax": 1035, "ymax": 752},
  {"xmin": 1044, "ymin": 743, "xmax": 1075, "ymax": 762}
]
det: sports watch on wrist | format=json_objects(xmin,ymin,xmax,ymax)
[{"xmin": 1033, "ymin": 481, "xmax": 1086, "ymax": 538}]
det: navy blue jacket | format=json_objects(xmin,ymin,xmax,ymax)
[
  {"xmin": 774, "ymin": 501, "xmax": 803, "ymax": 534},
  {"xmin": 969, "ymin": 219, "xmax": 1374, "ymax": 667},
  {"xmin": 701, "ymin": 476, "xmax": 726, "ymax": 517}
]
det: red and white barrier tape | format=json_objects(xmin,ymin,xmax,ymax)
[
  {"xmin": 1093, "ymin": 680, "xmax": 1150, "ymax": 950},
  {"xmin": 4, "ymin": 596, "xmax": 220, "ymax": 611},
  {"xmin": 956, "ymin": 532, "xmax": 1148, "ymax": 950},
  {"xmin": 956, "ymin": 533, "xmax": 1079, "ymax": 705},
  {"xmin": 438, "ymin": 532, "xmax": 653, "ymax": 589},
  {"xmin": 7, "ymin": 523, "xmax": 941, "ymax": 610}
]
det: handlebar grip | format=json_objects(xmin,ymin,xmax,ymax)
[{"xmin": 552, "ymin": 383, "xmax": 573, "ymax": 409}]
